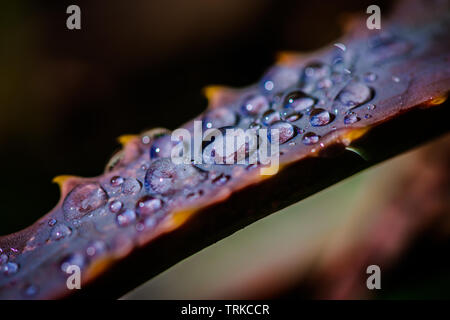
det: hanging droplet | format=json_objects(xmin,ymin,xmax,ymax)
[
  {"xmin": 136, "ymin": 195, "xmax": 163, "ymax": 217},
  {"xmin": 121, "ymin": 178, "xmax": 142, "ymax": 195},
  {"xmin": 145, "ymin": 158, "xmax": 206, "ymax": 195},
  {"xmin": 203, "ymin": 107, "xmax": 238, "ymax": 129},
  {"xmin": 310, "ymin": 109, "xmax": 333, "ymax": 127},
  {"xmin": 261, "ymin": 110, "xmax": 281, "ymax": 126},
  {"xmin": 269, "ymin": 121, "xmax": 295, "ymax": 144},
  {"xmin": 241, "ymin": 95, "xmax": 269, "ymax": 116},
  {"xmin": 50, "ymin": 224, "xmax": 72, "ymax": 241},
  {"xmin": 283, "ymin": 90, "xmax": 316, "ymax": 112},
  {"xmin": 337, "ymin": 82, "xmax": 373, "ymax": 108},
  {"xmin": 63, "ymin": 183, "xmax": 108, "ymax": 221},
  {"xmin": 344, "ymin": 113, "xmax": 360, "ymax": 124},
  {"xmin": 302, "ymin": 132, "xmax": 320, "ymax": 145},
  {"xmin": 109, "ymin": 200, "xmax": 123, "ymax": 213},
  {"xmin": 116, "ymin": 209, "xmax": 137, "ymax": 227}
]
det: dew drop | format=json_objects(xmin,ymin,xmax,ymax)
[
  {"xmin": 310, "ymin": 109, "xmax": 333, "ymax": 127},
  {"xmin": 0, "ymin": 254, "xmax": 8, "ymax": 265},
  {"xmin": 121, "ymin": 178, "xmax": 142, "ymax": 195},
  {"xmin": 337, "ymin": 82, "xmax": 373, "ymax": 108},
  {"xmin": 269, "ymin": 121, "xmax": 295, "ymax": 144},
  {"xmin": 367, "ymin": 104, "xmax": 376, "ymax": 110},
  {"xmin": 260, "ymin": 66, "xmax": 300, "ymax": 94},
  {"xmin": 283, "ymin": 90, "xmax": 316, "ymax": 112},
  {"xmin": 109, "ymin": 200, "xmax": 123, "ymax": 213},
  {"xmin": 110, "ymin": 176, "xmax": 124, "ymax": 187},
  {"xmin": 212, "ymin": 173, "xmax": 230, "ymax": 186},
  {"xmin": 1, "ymin": 262, "xmax": 19, "ymax": 276},
  {"xmin": 241, "ymin": 95, "xmax": 269, "ymax": 116},
  {"xmin": 136, "ymin": 195, "xmax": 163, "ymax": 217},
  {"xmin": 261, "ymin": 110, "xmax": 281, "ymax": 126},
  {"xmin": 116, "ymin": 209, "xmax": 137, "ymax": 227},
  {"xmin": 85, "ymin": 240, "xmax": 107, "ymax": 258},
  {"xmin": 60, "ymin": 253, "xmax": 85, "ymax": 273},
  {"xmin": 48, "ymin": 218, "xmax": 57, "ymax": 227},
  {"xmin": 63, "ymin": 183, "xmax": 108, "ymax": 221},
  {"xmin": 302, "ymin": 132, "xmax": 320, "ymax": 145},
  {"xmin": 203, "ymin": 107, "xmax": 238, "ymax": 129},
  {"xmin": 50, "ymin": 224, "xmax": 72, "ymax": 241},
  {"xmin": 344, "ymin": 113, "xmax": 360, "ymax": 124},
  {"xmin": 364, "ymin": 72, "xmax": 378, "ymax": 82},
  {"xmin": 145, "ymin": 158, "xmax": 206, "ymax": 195},
  {"xmin": 249, "ymin": 122, "xmax": 262, "ymax": 130}
]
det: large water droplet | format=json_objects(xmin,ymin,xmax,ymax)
[
  {"xmin": 203, "ymin": 107, "xmax": 238, "ymax": 129},
  {"xmin": 121, "ymin": 178, "xmax": 142, "ymax": 195},
  {"xmin": 261, "ymin": 110, "xmax": 281, "ymax": 126},
  {"xmin": 337, "ymin": 81, "xmax": 372, "ymax": 108},
  {"xmin": 50, "ymin": 224, "xmax": 72, "ymax": 241},
  {"xmin": 269, "ymin": 121, "xmax": 295, "ymax": 144},
  {"xmin": 283, "ymin": 90, "xmax": 316, "ymax": 112},
  {"xmin": 302, "ymin": 132, "xmax": 320, "ymax": 145},
  {"xmin": 116, "ymin": 209, "xmax": 137, "ymax": 227},
  {"xmin": 136, "ymin": 195, "xmax": 163, "ymax": 217},
  {"xmin": 145, "ymin": 158, "xmax": 206, "ymax": 195},
  {"xmin": 63, "ymin": 183, "xmax": 108, "ymax": 221},
  {"xmin": 310, "ymin": 109, "xmax": 333, "ymax": 127},
  {"xmin": 241, "ymin": 95, "xmax": 269, "ymax": 116}
]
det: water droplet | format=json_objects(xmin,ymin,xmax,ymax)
[
  {"xmin": 0, "ymin": 254, "xmax": 8, "ymax": 265},
  {"xmin": 136, "ymin": 195, "xmax": 163, "ymax": 217},
  {"xmin": 121, "ymin": 178, "xmax": 142, "ymax": 195},
  {"xmin": 1, "ymin": 262, "xmax": 19, "ymax": 276},
  {"xmin": 150, "ymin": 134, "xmax": 173, "ymax": 159},
  {"xmin": 203, "ymin": 107, "xmax": 238, "ymax": 129},
  {"xmin": 261, "ymin": 110, "xmax": 281, "ymax": 126},
  {"xmin": 344, "ymin": 113, "xmax": 360, "ymax": 124},
  {"xmin": 186, "ymin": 189, "xmax": 204, "ymax": 199},
  {"xmin": 212, "ymin": 173, "xmax": 230, "ymax": 185},
  {"xmin": 249, "ymin": 122, "xmax": 262, "ymax": 130},
  {"xmin": 63, "ymin": 183, "xmax": 108, "ymax": 221},
  {"xmin": 23, "ymin": 284, "xmax": 39, "ymax": 297},
  {"xmin": 367, "ymin": 104, "xmax": 376, "ymax": 110},
  {"xmin": 364, "ymin": 114, "xmax": 372, "ymax": 119},
  {"xmin": 260, "ymin": 66, "xmax": 300, "ymax": 94},
  {"xmin": 241, "ymin": 95, "xmax": 269, "ymax": 115},
  {"xmin": 303, "ymin": 62, "xmax": 331, "ymax": 81},
  {"xmin": 302, "ymin": 132, "xmax": 320, "ymax": 145},
  {"xmin": 141, "ymin": 128, "xmax": 170, "ymax": 145},
  {"xmin": 283, "ymin": 90, "xmax": 316, "ymax": 112},
  {"xmin": 310, "ymin": 109, "xmax": 333, "ymax": 127},
  {"xmin": 364, "ymin": 72, "xmax": 378, "ymax": 82},
  {"xmin": 85, "ymin": 240, "xmax": 107, "ymax": 257},
  {"xmin": 48, "ymin": 218, "xmax": 57, "ymax": 227},
  {"xmin": 280, "ymin": 108, "xmax": 301, "ymax": 122},
  {"xmin": 145, "ymin": 158, "xmax": 206, "ymax": 195},
  {"xmin": 334, "ymin": 43, "xmax": 346, "ymax": 51},
  {"xmin": 50, "ymin": 224, "xmax": 72, "ymax": 241},
  {"xmin": 109, "ymin": 200, "xmax": 123, "ymax": 213},
  {"xmin": 337, "ymin": 82, "xmax": 373, "ymax": 108},
  {"xmin": 60, "ymin": 253, "xmax": 85, "ymax": 272},
  {"xmin": 110, "ymin": 176, "xmax": 124, "ymax": 187},
  {"xmin": 116, "ymin": 209, "xmax": 137, "ymax": 227},
  {"xmin": 269, "ymin": 121, "xmax": 295, "ymax": 144}
]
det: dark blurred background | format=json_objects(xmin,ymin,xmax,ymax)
[{"xmin": 0, "ymin": 0, "xmax": 392, "ymax": 235}]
